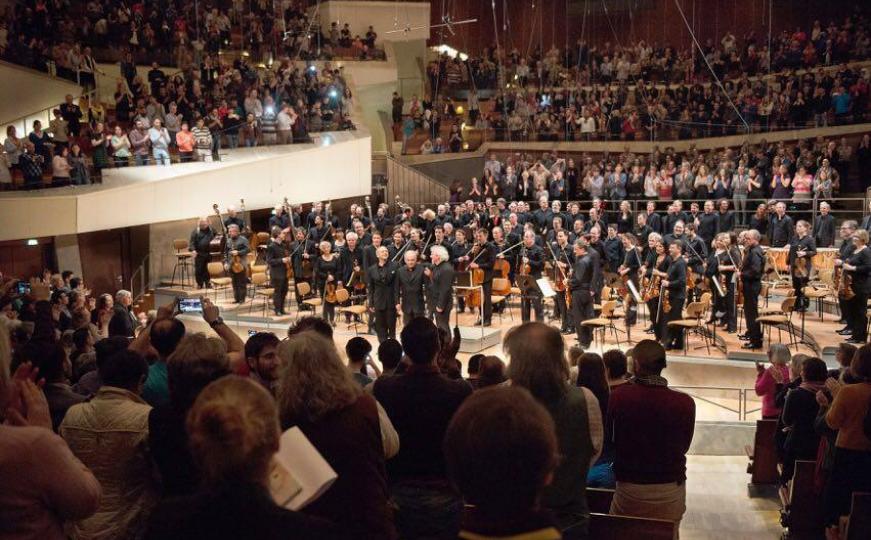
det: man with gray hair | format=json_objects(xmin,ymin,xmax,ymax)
[
  {"xmin": 397, "ymin": 250, "xmax": 426, "ymax": 325},
  {"xmin": 426, "ymin": 245, "xmax": 455, "ymax": 333},
  {"xmin": 109, "ymin": 289, "xmax": 137, "ymax": 338},
  {"xmin": 224, "ymin": 224, "xmax": 250, "ymax": 303}
]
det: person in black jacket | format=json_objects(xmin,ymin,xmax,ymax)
[
  {"xmin": 788, "ymin": 220, "xmax": 817, "ymax": 312},
  {"xmin": 189, "ymin": 218, "xmax": 217, "ymax": 289},
  {"xmin": 696, "ymin": 200, "xmax": 719, "ymax": 247},
  {"xmin": 838, "ymin": 229, "xmax": 871, "ymax": 344},
  {"xmin": 570, "ymin": 238, "xmax": 595, "ymax": 348},
  {"xmin": 769, "ymin": 202, "xmax": 794, "ymax": 247},
  {"xmin": 469, "ymin": 228, "xmax": 496, "ymax": 326},
  {"xmin": 396, "ymin": 249, "xmax": 426, "ymax": 325},
  {"xmin": 813, "ymin": 202, "xmax": 836, "ymax": 248},
  {"xmin": 427, "ymin": 245, "xmax": 456, "ymax": 333},
  {"xmin": 108, "ymin": 290, "xmax": 137, "ymax": 338},
  {"xmin": 741, "ymin": 230, "xmax": 766, "ymax": 349},
  {"xmin": 367, "ymin": 246, "xmax": 398, "ymax": 342},
  {"xmin": 518, "ymin": 231, "xmax": 545, "ymax": 322},
  {"xmin": 657, "ymin": 241, "xmax": 686, "ymax": 350},
  {"xmin": 835, "ymin": 221, "xmax": 858, "ymax": 328},
  {"xmin": 265, "ymin": 227, "xmax": 290, "ymax": 315},
  {"xmin": 716, "ymin": 199, "xmax": 735, "ymax": 234},
  {"xmin": 780, "ymin": 357, "xmax": 828, "ymax": 485}
]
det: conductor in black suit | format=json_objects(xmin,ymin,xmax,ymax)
[
  {"xmin": 396, "ymin": 249, "xmax": 426, "ymax": 325},
  {"xmin": 469, "ymin": 228, "xmax": 496, "ymax": 326},
  {"xmin": 367, "ymin": 246, "xmax": 398, "ymax": 342},
  {"xmin": 659, "ymin": 241, "xmax": 687, "ymax": 350},
  {"xmin": 426, "ymin": 245, "xmax": 455, "ymax": 333},
  {"xmin": 265, "ymin": 227, "xmax": 290, "ymax": 315},
  {"xmin": 108, "ymin": 290, "xmax": 137, "ymax": 338}
]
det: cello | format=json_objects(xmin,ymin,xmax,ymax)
[
  {"xmin": 283, "ymin": 197, "xmax": 295, "ymax": 280},
  {"xmin": 210, "ymin": 203, "xmax": 227, "ymax": 262}
]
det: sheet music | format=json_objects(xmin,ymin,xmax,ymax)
[
  {"xmin": 537, "ymin": 278, "xmax": 557, "ymax": 298},
  {"xmin": 626, "ymin": 279, "xmax": 643, "ymax": 304}
]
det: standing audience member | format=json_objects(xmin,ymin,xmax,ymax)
[
  {"xmin": 505, "ymin": 322, "xmax": 602, "ymax": 538},
  {"xmin": 779, "ymin": 357, "xmax": 827, "ymax": 485},
  {"xmin": 756, "ymin": 344, "xmax": 792, "ymax": 419},
  {"xmin": 607, "ymin": 339, "xmax": 695, "ymax": 529},
  {"xmin": 13, "ymin": 339, "xmax": 84, "ymax": 431}
]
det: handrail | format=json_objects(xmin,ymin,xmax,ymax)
[
  {"xmin": 385, "ymin": 155, "xmax": 451, "ymax": 209},
  {"xmin": 4, "ymin": 88, "xmax": 98, "ymax": 136},
  {"xmin": 130, "ymin": 252, "xmax": 151, "ymax": 304},
  {"xmin": 671, "ymin": 385, "xmax": 764, "ymax": 421}
]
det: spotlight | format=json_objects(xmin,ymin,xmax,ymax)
[
  {"xmin": 456, "ymin": 105, "xmax": 464, "ymax": 115},
  {"xmin": 308, "ymin": 65, "xmax": 317, "ymax": 73},
  {"xmin": 328, "ymin": 88, "xmax": 338, "ymax": 99}
]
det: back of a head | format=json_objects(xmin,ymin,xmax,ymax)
[
  {"xmin": 94, "ymin": 336, "xmax": 131, "ymax": 372},
  {"xmin": 14, "ymin": 339, "xmax": 66, "ymax": 383},
  {"xmin": 287, "ymin": 316, "xmax": 333, "ymax": 340},
  {"xmin": 444, "ymin": 386, "xmax": 557, "ymax": 516},
  {"xmin": 400, "ymin": 317, "xmax": 440, "ymax": 365},
  {"xmin": 768, "ymin": 343, "xmax": 790, "ymax": 366},
  {"xmin": 101, "ymin": 349, "xmax": 149, "ymax": 391},
  {"xmin": 477, "ymin": 356, "xmax": 506, "ymax": 388},
  {"xmin": 150, "ymin": 318, "xmax": 186, "ymax": 359},
  {"xmin": 187, "ymin": 376, "xmax": 280, "ymax": 486},
  {"xmin": 345, "ymin": 336, "xmax": 372, "ymax": 364},
  {"xmin": 505, "ymin": 322, "xmax": 569, "ymax": 404},
  {"xmin": 602, "ymin": 349, "xmax": 628, "ymax": 380},
  {"xmin": 851, "ymin": 344, "xmax": 871, "ymax": 381},
  {"xmin": 467, "ymin": 354, "xmax": 485, "ymax": 376},
  {"xmin": 277, "ymin": 331, "xmax": 361, "ymax": 424},
  {"xmin": 377, "ymin": 339, "xmax": 403, "ymax": 372},
  {"xmin": 631, "ymin": 339, "xmax": 667, "ymax": 377},
  {"xmin": 167, "ymin": 333, "xmax": 232, "ymax": 412},
  {"xmin": 801, "ymin": 357, "xmax": 828, "ymax": 383},
  {"xmin": 578, "ymin": 352, "xmax": 609, "ymax": 405}
]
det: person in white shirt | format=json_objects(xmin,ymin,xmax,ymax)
[
  {"xmin": 148, "ymin": 119, "xmax": 172, "ymax": 166},
  {"xmin": 275, "ymin": 103, "xmax": 293, "ymax": 145}
]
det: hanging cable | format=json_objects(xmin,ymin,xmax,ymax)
[{"xmin": 671, "ymin": 0, "xmax": 750, "ymax": 133}]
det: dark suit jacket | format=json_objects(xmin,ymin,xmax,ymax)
[
  {"xmin": 429, "ymin": 261, "xmax": 456, "ymax": 312},
  {"xmin": 396, "ymin": 265, "xmax": 426, "ymax": 314},
  {"xmin": 108, "ymin": 304, "xmax": 136, "ymax": 338},
  {"xmin": 367, "ymin": 262, "xmax": 398, "ymax": 310}
]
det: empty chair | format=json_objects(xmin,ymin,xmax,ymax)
[{"xmin": 170, "ymin": 239, "xmax": 194, "ymax": 288}]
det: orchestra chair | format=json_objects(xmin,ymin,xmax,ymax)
[
  {"xmin": 254, "ymin": 232, "xmax": 270, "ymax": 263},
  {"xmin": 249, "ymin": 252, "xmax": 268, "ymax": 276},
  {"xmin": 667, "ymin": 301, "xmax": 711, "ymax": 355},
  {"xmin": 170, "ymin": 239, "xmax": 193, "ymax": 289},
  {"xmin": 206, "ymin": 262, "xmax": 233, "ymax": 302},
  {"xmin": 802, "ymin": 285, "xmax": 830, "ymax": 321},
  {"xmin": 296, "ymin": 281, "xmax": 322, "ymax": 321},
  {"xmin": 490, "ymin": 277, "xmax": 512, "ymax": 323},
  {"xmin": 757, "ymin": 297, "xmax": 798, "ymax": 350},
  {"xmin": 580, "ymin": 300, "xmax": 621, "ymax": 347},
  {"xmin": 248, "ymin": 272, "xmax": 275, "ymax": 317},
  {"xmin": 335, "ymin": 287, "xmax": 368, "ymax": 335},
  {"xmin": 593, "ymin": 286, "xmax": 613, "ymax": 312}
]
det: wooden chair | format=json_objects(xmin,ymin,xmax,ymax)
[
  {"xmin": 802, "ymin": 285, "xmax": 830, "ymax": 321},
  {"xmin": 296, "ymin": 281, "xmax": 322, "ymax": 319},
  {"xmin": 254, "ymin": 231, "xmax": 271, "ymax": 263},
  {"xmin": 206, "ymin": 262, "xmax": 232, "ymax": 302},
  {"xmin": 845, "ymin": 492, "xmax": 871, "ymax": 540},
  {"xmin": 594, "ymin": 286, "xmax": 613, "ymax": 311},
  {"xmin": 170, "ymin": 239, "xmax": 193, "ymax": 289},
  {"xmin": 780, "ymin": 460, "xmax": 824, "ymax": 539},
  {"xmin": 491, "ymin": 277, "xmax": 511, "ymax": 322},
  {"xmin": 588, "ymin": 513, "xmax": 676, "ymax": 540},
  {"xmin": 336, "ymin": 287, "xmax": 368, "ymax": 334},
  {"xmin": 758, "ymin": 297, "xmax": 798, "ymax": 350},
  {"xmin": 581, "ymin": 300, "xmax": 621, "ymax": 347},
  {"xmin": 745, "ymin": 419, "xmax": 779, "ymax": 486},
  {"xmin": 248, "ymin": 272, "xmax": 275, "ymax": 316},
  {"xmin": 666, "ymin": 301, "xmax": 710, "ymax": 355}
]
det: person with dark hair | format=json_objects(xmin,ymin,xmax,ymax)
[
  {"xmin": 829, "ymin": 343, "xmax": 858, "ymax": 382},
  {"xmin": 60, "ymin": 349, "xmax": 156, "ymax": 540},
  {"xmin": 602, "ymin": 349, "xmax": 629, "ymax": 390},
  {"xmin": 505, "ymin": 322, "xmax": 602, "ymax": 538},
  {"xmin": 373, "ymin": 317, "xmax": 472, "ymax": 539},
  {"xmin": 607, "ymin": 339, "xmax": 695, "ymax": 529},
  {"xmin": 243, "ymin": 332, "xmax": 281, "ymax": 394},
  {"xmin": 578, "ymin": 353, "xmax": 614, "ymax": 488},
  {"xmin": 149, "ymin": 333, "xmax": 232, "ymax": 498},
  {"xmin": 476, "ymin": 356, "xmax": 506, "ymax": 388},
  {"xmin": 14, "ymin": 340, "xmax": 84, "ymax": 431},
  {"xmin": 377, "ymin": 338, "xmax": 404, "ymax": 377},
  {"xmin": 140, "ymin": 317, "xmax": 186, "ymax": 407},
  {"xmin": 445, "ymin": 386, "xmax": 560, "ymax": 538},
  {"xmin": 69, "ymin": 327, "xmax": 95, "ymax": 381},
  {"xmin": 467, "ymin": 353, "xmax": 484, "ymax": 388},
  {"xmin": 779, "ymin": 357, "xmax": 827, "ymax": 485},
  {"xmin": 74, "ymin": 336, "xmax": 131, "ymax": 396},
  {"xmin": 287, "ymin": 315, "xmax": 334, "ymax": 340},
  {"xmin": 345, "ymin": 336, "xmax": 377, "ymax": 387}
]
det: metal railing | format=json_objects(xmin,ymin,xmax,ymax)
[
  {"xmin": 4, "ymin": 88, "xmax": 99, "ymax": 141},
  {"xmin": 672, "ymin": 385, "xmax": 763, "ymax": 421},
  {"xmin": 385, "ymin": 156, "xmax": 450, "ymax": 208},
  {"xmin": 130, "ymin": 253, "xmax": 151, "ymax": 305}
]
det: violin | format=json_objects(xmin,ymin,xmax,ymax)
[
  {"xmin": 324, "ymin": 281, "xmax": 337, "ymax": 303},
  {"xmin": 836, "ymin": 266, "xmax": 855, "ymax": 300}
]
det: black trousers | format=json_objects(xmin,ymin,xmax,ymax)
[
  {"xmin": 521, "ymin": 288, "xmax": 544, "ymax": 322},
  {"xmin": 743, "ymin": 280, "xmax": 763, "ymax": 344},
  {"xmin": 554, "ymin": 291, "xmax": 572, "ymax": 330},
  {"xmin": 194, "ymin": 254, "xmax": 210, "ymax": 288},
  {"xmin": 271, "ymin": 275, "xmax": 288, "ymax": 314},
  {"xmin": 482, "ymin": 279, "xmax": 493, "ymax": 322},
  {"xmin": 662, "ymin": 294, "xmax": 686, "ymax": 348},
  {"xmin": 231, "ymin": 270, "xmax": 247, "ymax": 303},
  {"xmin": 572, "ymin": 289, "xmax": 594, "ymax": 347},
  {"xmin": 847, "ymin": 290, "xmax": 869, "ymax": 341},
  {"xmin": 374, "ymin": 308, "xmax": 397, "ymax": 342},
  {"xmin": 402, "ymin": 309, "xmax": 425, "ymax": 326},
  {"xmin": 647, "ymin": 296, "xmax": 662, "ymax": 338},
  {"xmin": 723, "ymin": 280, "xmax": 737, "ymax": 331},
  {"xmin": 434, "ymin": 306, "xmax": 452, "ymax": 334},
  {"xmin": 793, "ymin": 275, "xmax": 809, "ymax": 309}
]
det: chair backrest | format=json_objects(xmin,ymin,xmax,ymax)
[
  {"xmin": 256, "ymin": 231, "xmax": 270, "ymax": 243},
  {"xmin": 335, "ymin": 287, "xmax": 350, "ymax": 303},
  {"xmin": 207, "ymin": 262, "xmax": 224, "ymax": 277},
  {"xmin": 685, "ymin": 301, "xmax": 705, "ymax": 319},
  {"xmin": 251, "ymin": 272, "xmax": 267, "ymax": 286},
  {"xmin": 173, "ymin": 239, "xmax": 188, "ymax": 251},
  {"xmin": 492, "ymin": 277, "xmax": 510, "ymax": 292},
  {"xmin": 699, "ymin": 292, "xmax": 712, "ymax": 309},
  {"xmin": 600, "ymin": 300, "xmax": 617, "ymax": 317},
  {"xmin": 601, "ymin": 286, "xmax": 612, "ymax": 300},
  {"xmin": 782, "ymin": 296, "xmax": 796, "ymax": 313},
  {"xmin": 297, "ymin": 281, "xmax": 311, "ymax": 296}
]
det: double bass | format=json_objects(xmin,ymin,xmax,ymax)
[
  {"xmin": 209, "ymin": 203, "xmax": 227, "ymax": 261},
  {"xmin": 282, "ymin": 197, "xmax": 295, "ymax": 280}
]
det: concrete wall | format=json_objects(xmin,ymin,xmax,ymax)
[
  {"xmin": 314, "ymin": 1, "xmax": 431, "ymax": 42},
  {"xmin": 0, "ymin": 61, "xmax": 82, "ymax": 130}
]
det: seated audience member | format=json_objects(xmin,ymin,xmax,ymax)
[
  {"xmin": 144, "ymin": 376, "xmax": 350, "ymax": 540},
  {"xmin": 780, "ymin": 357, "xmax": 827, "ymax": 485},
  {"xmin": 0, "ymin": 326, "xmax": 102, "ymax": 540},
  {"xmin": 149, "ymin": 333, "xmax": 231, "ymax": 498},
  {"xmin": 505, "ymin": 322, "xmax": 603, "ymax": 538},
  {"xmin": 578, "ymin": 352, "xmax": 615, "ymax": 488},
  {"xmin": 377, "ymin": 338, "xmax": 405, "ymax": 377},
  {"xmin": 445, "ymin": 386, "xmax": 561, "ymax": 539},
  {"xmin": 477, "ymin": 355, "xmax": 507, "ymax": 388},
  {"xmin": 14, "ymin": 339, "xmax": 85, "ymax": 431},
  {"xmin": 242, "ymin": 331, "xmax": 280, "ymax": 394},
  {"xmin": 277, "ymin": 331, "xmax": 397, "ymax": 539},
  {"xmin": 607, "ymin": 339, "xmax": 695, "ymax": 528},
  {"xmin": 603, "ymin": 348, "xmax": 630, "ymax": 390},
  {"xmin": 73, "ymin": 336, "xmax": 130, "ymax": 396},
  {"xmin": 466, "ymin": 353, "xmax": 484, "ymax": 388},
  {"xmin": 820, "ymin": 344, "xmax": 871, "ymax": 534},
  {"xmin": 345, "ymin": 335, "xmax": 378, "ymax": 387},
  {"xmin": 60, "ymin": 349, "xmax": 156, "ymax": 540},
  {"xmin": 69, "ymin": 326, "xmax": 96, "ymax": 380},
  {"xmin": 756, "ymin": 344, "xmax": 791, "ymax": 419},
  {"xmin": 373, "ymin": 317, "xmax": 473, "ymax": 539}
]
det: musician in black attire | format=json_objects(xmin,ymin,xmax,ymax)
[
  {"xmin": 367, "ymin": 246, "xmax": 398, "ymax": 342},
  {"xmin": 339, "ymin": 233, "xmax": 365, "ymax": 289},
  {"xmin": 313, "ymin": 241, "xmax": 341, "ymax": 324},
  {"xmin": 427, "ymin": 245, "xmax": 456, "ymax": 333},
  {"xmin": 309, "ymin": 215, "xmax": 328, "ymax": 245},
  {"xmin": 658, "ymin": 241, "xmax": 687, "ymax": 350},
  {"xmin": 289, "ymin": 229, "xmax": 313, "ymax": 305},
  {"xmin": 518, "ymin": 231, "xmax": 545, "ymax": 322},
  {"xmin": 265, "ymin": 227, "xmax": 290, "ymax": 315},
  {"xmin": 697, "ymin": 200, "xmax": 719, "ymax": 247},
  {"xmin": 769, "ymin": 202, "xmax": 794, "ymax": 247},
  {"xmin": 835, "ymin": 221, "xmax": 858, "ymax": 329},
  {"xmin": 224, "ymin": 224, "xmax": 250, "ymax": 304},
  {"xmin": 716, "ymin": 233, "xmax": 740, "ymax": 333},
  {"xmin": 838, "ymin": 230, "xmax": 871, "ymax": 344},
  {"xmin": 570, "ymin": 238, "xmax": 594, "ymax": 348},
  {"xmin": 268, "ymin": 205, "xmax": 290, "ymax": 230},
  {"xmin": 788, "ymin": 220, "xmax": 817, "ymax": 312},
  {"xmin": 684, "ymin": 224, "xmax": 708, "ymax": 302},
  {"xmin": 813, "ymin": 202, "xmax": 836, "ymax": 248},
  {"xmin": 396, "ymin": 249, "xmax": 426, "ymax": 325},
  {"xmin": 740, "ymin": 230, "xmax": 765, "ymax": 350},
  {"xmin": 642, "ymin": 236, "xmax": 668, "ymax": 337},
  {"xmin": 362, "ymin": 232, "xmax": 383, "ymax": 273},
  {"xmin": 644, "ymin": 202, "xmax": 663, "ymax": 234},
  {"xmin": 223, "ymin": 206, "xmax": 246, "ymax": 233},
  {"xmin": 469, "ymin": 228, "xmax": 496, "ymax": 326},
  {"xmin": 587, "ymin": 227, "xmax": 606, "ymax": 303},
  {"xmin": 452, "ymin": 229, "xmax": 472, "ymax": 313},
  {"xmin": 551, "ymin": 230, "xmax": 575, "ymax": 333},
  {"xmin": 189, "ymin": 217, "xmax": 216, "ymax": 289},
  {"xmin": 716, "ymin": 199, "xmax": 735, "ymax": 233},
  {"xmin": 617, "ymin": 233, "xmax": 642, "ymax": 325},
  {"xmin": 387, "ymin": 230, "xmax": 407, "ymax": 261}
]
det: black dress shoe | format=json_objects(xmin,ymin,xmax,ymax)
[
  {"xmin": 837, "ymin": 329, "xmax": 852, "ymax": 335},
  {"xmin": 742, "ymin": 342, "xmax": 763, "ymax": 350},
  {"xmin": 837, "ymin": 319, "xmax": 847, "ymax": 324},
  {"xmin": 644, "ymin": 328, "xmax": 656, "ymax": 334},
  {"xmin": 846, "ymin": 338, "xmax": 866, "ymax": 344},
  {"xmin": 738, "ymin": 334, "xmax": 750, "ymax": 341}
]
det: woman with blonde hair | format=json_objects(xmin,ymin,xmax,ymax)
[
  {"xmin": 277, "ymin": 331, "xmax": 396, "ymax": 539},
  {"xmin": 144, "ymin": 376, "xmax": 348, "ymax": 539}
]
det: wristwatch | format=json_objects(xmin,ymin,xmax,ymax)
[{"xmin": 209, "ymin": 317, "xmax": 224, "ymax": 329}]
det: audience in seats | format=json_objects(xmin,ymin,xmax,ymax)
[
  {"xmin": 779, "ymin": 356, "xmax": 828, "ymax": 486},
  {"xmin": 756, "ymin": 343, "xmax": 792, "ymax": 419}
]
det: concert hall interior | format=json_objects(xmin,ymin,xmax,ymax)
[{"xmin": 1, "ymin": 1, "xmax": 871, "ymax": 539}]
